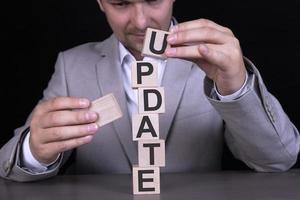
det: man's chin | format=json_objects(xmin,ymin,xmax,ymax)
[{"xmin": 128, "ymin": 43, "xmax": 143, "ymax": 54}]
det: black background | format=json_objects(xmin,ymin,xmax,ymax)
[{"xmin": 2, "ymin": 1, "xmax": 300, "ymax": 169}]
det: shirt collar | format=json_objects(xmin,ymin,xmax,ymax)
[{"xmin": 119, "ymin": 42, "xmax": 135, "ymax": 66}]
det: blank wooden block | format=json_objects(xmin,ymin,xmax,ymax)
[
  {"xmin": 142, "ymin": 28, "xmax": 170, "ymax": 59},
  {"xmin": 132, "ymin": 165, "xmax": 160, "ymax": 195},
  {"xmin": 131, "ymin": 61, "xmax": 159, "ymax": 88},
  {"xmin": 138, "ymin": 87, "xmax": 165, "ymax": 114},
  {"xmin": 132, "ymin": 114, "xmax": 159, "ymax": 141},
  {"xmin": 138, "ymin": 139, "xmax": 165, "ymax": 167},
  {"xmin": 89, "ymin": 93, "xmax": 123, "ymax": 127}
]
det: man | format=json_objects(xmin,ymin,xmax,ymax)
[{"xmin": 0, "ymin": 0, "xmax": 299, "ymax": 182}]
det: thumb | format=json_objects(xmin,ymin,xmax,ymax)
[
  {"xmin": 198, "ymin": 44, "xmax": 225, "ymax": 70},
  {"xmin": 198, "ymin": 44, "xmax": 209, "ymax": 55}
]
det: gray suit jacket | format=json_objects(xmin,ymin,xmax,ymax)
[{"xmin": 1, "ymin": 34, "xmax": 299, "ymax": 182}]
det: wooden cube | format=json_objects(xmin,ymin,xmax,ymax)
[
  {"xmin": 131, "ymin": 61, "xmax": 159, "ymax": 88},
  {"xmin": 142, "ymin": 28, "xmax": 170, "ymax": 59},
  {"xmin": 132, "ymin": 114, "xmax": 159, "ymax": 141},
  {"xmin": 138, "ymin": 87, "xmax": 165, "ymax": 114},
  {"xmin": 132, "ymin": 165, "xmax": 160, "ymax": 195},
  {"xmin": 138, "ymin": 139, "xmax": 165, "ymax": 167},
  {"xmin": 89, "ymin": 93, "xmax": 123, "ymax": 127}
]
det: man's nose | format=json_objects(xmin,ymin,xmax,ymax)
[{"xmin": 131, "ymin": 4, "xmax": 148, "ymax": 30}]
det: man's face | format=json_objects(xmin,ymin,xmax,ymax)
[{"xmin": 98, "ymin": 0, "xmax": 175, "ymax": 59}]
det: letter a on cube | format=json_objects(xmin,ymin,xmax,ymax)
[{"xmin": 132, "ymin": 114, "xmax": 159, "ymax": 141}]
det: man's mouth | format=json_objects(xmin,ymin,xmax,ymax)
[
  {"xmin": 130, "ymin": 33, "xmax": 146, "ymax": 41},
  {"xmin": 132, "ymin": 33, "xmax": 145, "ymax": 37}
]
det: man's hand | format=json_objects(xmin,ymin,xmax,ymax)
[
  {"xmin": 29, "ymin": 97, "xmax": 99, "ymax": 164},
  {"xmin": 166, "ymin": 18, "xmax": 247, "ymax": 95}
]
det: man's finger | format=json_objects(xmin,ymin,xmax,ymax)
[
  {"xmin": 165, "ymin": 44, "xmax": 228, "ymax": 71},
  {"xmin": 36, "ymin": 97, "xmax": 91, "ymax": 115},
  {"xmin": 41, "ymin": 123, "xmax": 99, "ymax": 143},
  {"xmin": 167, "ymin": 27, "xmax": 231, "ymax": 46},
  {"xmin": 40, "ymin": 110, "xmax": 98, "ymax": 128},
  {"xmin": 170, "ymin": 18, "xmax": 233, "ymax": 35}
]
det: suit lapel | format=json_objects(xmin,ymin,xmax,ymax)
[
  {"xmin": 95, "ymin": 35, "xmax": 138, "ymax": 166},
  {"xmin": 160, "ymin": 58, "xmax": 193, "ymax": 142}
]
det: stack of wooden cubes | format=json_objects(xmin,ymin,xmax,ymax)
[{"xmin": 132, "ymin": 28, "xmax": 170, "ymax": 195}]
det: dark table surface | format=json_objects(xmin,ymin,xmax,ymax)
[{"xmin": 1, "ymin": 170, "xmax": 300, "ymax": 200}]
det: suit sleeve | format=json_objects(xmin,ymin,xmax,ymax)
[
  {"xmin": 204, "ymin": 57, "xmax": 300, "ymax": 172},
  {"xmin": 0, "ymin": 52, "xmax": 72, "ymax": 182}
]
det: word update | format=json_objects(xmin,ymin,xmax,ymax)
[{"xmin": 132, "ymin": 28, "xmax": 170, "ymax": 195}]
